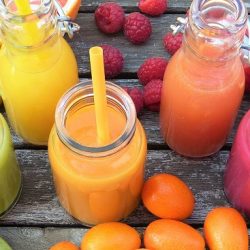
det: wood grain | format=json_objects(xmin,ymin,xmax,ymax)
[
  {"xmin": 5, "ymin": 80, "xmax": 250, "ymax": 148},
  {"xmin": 81, "ymin": 0, "xmax": 191, "ymax": 13},
  {"xmin": 0, "ymin": 149, "xmax": 238, "ymax": 227},
  {"xmin": 80, "ymin": 0, "xmax": 250, "ymax": 13},
  {"xmin": 0, "ymin": 227, "xmax": 90, "ymax": 250}
]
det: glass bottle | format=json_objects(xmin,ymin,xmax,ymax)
[
  {"xmin": 160, "ymin": 0, "xmax": 247, "ymax": 157},
  {"xmin": 48, "ymin": 81, "xmax": 147, "ymax": 226},
  {"xmin": 0, "ymin": 114, "xmax": 21, "ymax": 218},
  {"xmin": 0, "ymin": 0, "xmax": 79, "ymax": 145}
]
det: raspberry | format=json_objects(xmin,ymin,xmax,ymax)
[
  {"xmin": 163, "ymin": 32, "xmax": 183, "ymax": 55},
  {"xmin": 139, "ymin": 0, "xmax": 167, "ymax": 16},
  {"xmin": 95, "ymin": 2, "xmax": 125, "ymax": 34},
  {"xmin": 124, "ymin": 12, "xmax": 152, "ymax": 44},
  {"xmin": 101, "ymin": 45, "xmax": 124, "ymax": 79},
  {"xmin": 137, "ymin": 57, "xmax": 168, "ymax": 85},
  {"xmin": 123, "ymin": 87, "xmax": 144, "ymax": 114},
  {"xmin": 143, "ymin": 79, "xmax": 163, "ymax": 112}
]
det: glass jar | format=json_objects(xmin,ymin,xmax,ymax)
[
  {"xmin": 224, "ymin": 110, "xmax": 250, "ymax": 217},
  {"xmin": 48, "ymin": 81, "xmax": 147, "ymax": 226},
  {"xmin": 160, "ymin": 0, "xmax": 247, "ymax": 157},
  {"xmin": 0, "ymin": 114, "xmax": 21, "ymax": 218},
  {"xmin": 0, "ymin": 0, "xmax": 78, "ymax": 145}
]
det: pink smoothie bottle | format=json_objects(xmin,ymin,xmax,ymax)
[{"xmin": 224, "ymin": 110, "xmax": 250, "ymax": 217}]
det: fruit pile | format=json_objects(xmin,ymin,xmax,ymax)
[
  {"xmin": 49, "ymin": 174, "xmax": 249, "ymax": 249},
  {"xmin": 93, "ymin": 0, "xmax": 184, "ymax": 115}
]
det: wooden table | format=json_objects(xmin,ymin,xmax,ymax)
[{"xmin": 0, "ymin": 1, "xmax": 250, "ymax": 249}]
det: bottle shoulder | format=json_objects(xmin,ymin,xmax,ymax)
[
  {"xmin": 164, "ymin": 48, "xmax": 245, "ymax": 91},
  {"xmin": 0, "ymin": 35, "xmax": 77, "ymax": 74}
]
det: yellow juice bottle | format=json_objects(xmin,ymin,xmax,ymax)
[{"xmin": 0, "ymin": 0, "xmax": 79, "ymax": 145}]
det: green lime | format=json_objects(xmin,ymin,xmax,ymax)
[{"xmin": 0, "ymin": 237, "xmax": 12, "ymax": 250}]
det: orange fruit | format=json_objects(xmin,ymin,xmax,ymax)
[
  {"xmin": 142, "ymin": 173, "xmax": 195, "ymax": 220},
  {"xmin": 204, "ymin": 207, "xmax": 248, "ymax": 250},
  {"xmin": 50, "ymin": 241, "xmax": 79, "ymax": 250},
  {"xmin": 58, "ymin": 0, "xmax": 81, "ymax": 20},
  {"xmin": 81, "ymin": 222, "xmax": 141, "ymax": 250},
  {"xmin": 144, "ymin": 219, "xmax": 205, "ymax": 250}
]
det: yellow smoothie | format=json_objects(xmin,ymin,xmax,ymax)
[
  {"xmin": 0, "ymin": 0, "xmax": 78, "ymax": 145},
  {"xmin": 0, "ymin": 37, "xmax": 78, "ymax": 145}
]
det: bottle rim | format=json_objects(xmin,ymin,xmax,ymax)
[
  {"xmin": 191, "ymin": 0, "xmax": 247, "ymax": 33},
  {"xmin": 55, "ymin": 80, "xmax": 137, "ymax": 157},
  {"xmin": 0, "ymin": 0, "xmax": 57, "ymax": 50},
  {"xmin": 185, "ymin": 0, "xmax": 248, "ymax": 61},
  {"xmin": 0, "ymin": 0, "xmax": 52, "ymax": 19}
]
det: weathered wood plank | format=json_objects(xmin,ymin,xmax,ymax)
[
  {"xmin": 5, "ymin": 80, "xmax": 250, "ymax": 148},
  {"xmin": 0, "ymin": 149, "xmax": 241, "ymax": 227},
  {"xmin": 81, "ymin": 0, "xmax": 191, "ymax": 13},
  {"xmin": 80, "ymin": 0, "xmax": 250, "ymax": 13},
  {"xmin": 0, "ymin": 228, "xmax": 89, "ymax": 250},
  {"xmin": 0, "ymin": 227, "xmax": 250, "ymax": 250}
]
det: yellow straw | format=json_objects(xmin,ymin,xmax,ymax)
[
  {"xmin": 14, "ymin": 0, "xmax": 41, "ymax": 45},
  {"xmin": 15, "ymin": 0, "xmax": 32, "ymax": 15},
  {"xmin": 89, "ymin": 47, "xmax": 110, "ymax": 145}
]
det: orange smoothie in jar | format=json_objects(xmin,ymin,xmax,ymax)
[{"xmin": 49, "ymin": 82, "xmax": 147, "ymax": 225}]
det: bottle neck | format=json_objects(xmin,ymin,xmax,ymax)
[
  {"xmin": 0, "ymin": 0, "xmax": 59, "ymax": 49},
  {"xmin": 184, "ymin": 0, "xmax": 247, "ymax": 62}
]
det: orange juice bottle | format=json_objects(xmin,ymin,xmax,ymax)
[
  {"xmin": 0, "ymin": 0, "xmax": 78, "ymax": 145},
  {"xmin": 48, "ymin": 81, "xmax": 147, "ymax": 225},
  {"xmin": 160, "ymin": 0, "xmax": 247, "ymax": 157}
]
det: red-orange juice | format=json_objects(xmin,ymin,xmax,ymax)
[
  {"xmin": 160, "ymin": 0, "xmax": 247, "ymax": 157},
  {"xmin": 160, "ymin": 48, "xmax": 244, "ymax": 157},
  {"xmin": 48, "ymin": 82, "xmax": 147, "ymax": 225}
]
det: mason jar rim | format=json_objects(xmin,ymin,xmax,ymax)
[{"xmin": 55, "ymin": 80, "xmax": 137, "ymax": 157}]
